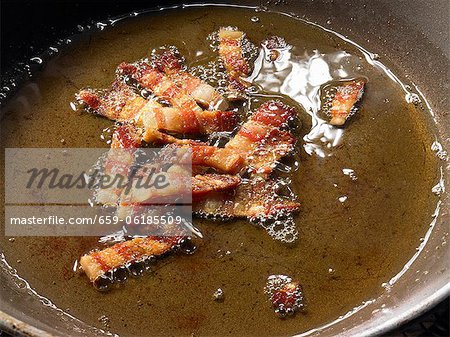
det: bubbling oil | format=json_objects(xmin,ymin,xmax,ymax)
[
  {"xmin": 249, "ymin": 45, "xmax": 368, "ymax": 157},
  {"xmin": 0, "ymin": 4, "xmax": 442, "ymax": 337},
  {"xmin": 265, "ymin": 274, "xmax": 305, "ymax": 317}
]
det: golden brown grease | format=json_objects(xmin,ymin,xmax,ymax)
[{"xmin": 0, "ymin": 6, "xmax": 440, "ymax": 337}]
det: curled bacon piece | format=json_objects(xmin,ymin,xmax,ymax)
[
  {"xmin": 95, "ymin": 124, "xmax": 141, "ymax": 205},
  {"xmin": 226, "ymin": 100, "xmax": 297, "ymax": 174},
  {"xmin": 113, "ymin": 173, "xmax": 240, "ymax": 240},
  {"xmin": 218, "ymin": 28, "xmax": 251, "ymax": 98},
  {"xmin": 79, "ymin": 236, "xmax": 185, "ymax": 286},
  {"xmin": 77, "ymin": 81, "xmax": 237, "ymax": 141},
  {"xmin": 119, "ymin": 164, "xmax": 192, "ymax": 207},
  {"xmin": 138, "ymin": 101, "xmax": 237, "ymax": 142},
  {"xmin": 193, "ymin": 178, "xmax": 300, "ymax": 219},
  {"xmin": 77, "ymin": 81, "xmax": 143, "ymax": 122},
  {"xmin": 175, "ymin": 143, "xmax": 245, "ymax": 174},
  {"xmin": 154, "ymin": 50, "xmax": 228, "ymax": 110},
  {"xmin": 327, "ymin": 80, "xmax": 365, "ymax": 126},
  {"xmin": 262, "ymin": 36, "xmax": 290, "ymax": 62},
  {"xmin": 110, "ymin": 123, "xmax": 142, "ymax": 149},
  {"xmin": 119, "ymin": 172, "xmax": 240, "ymax": 207}
]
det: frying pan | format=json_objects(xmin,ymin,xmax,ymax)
[{"xmin": 0, "ymin": 0, "xmax": 448, "ymax": 336}]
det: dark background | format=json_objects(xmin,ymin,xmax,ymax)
[
  {"xmin": 0, "ymin": 1, "xmax": 449, "ymax": 336},
  {"xmin": 1, "ymin": 0, "xmax": 185, "ymax": 102},
  {"xmin": 1, "ymin": 0, "xmax": 177, "ymax": 77}
]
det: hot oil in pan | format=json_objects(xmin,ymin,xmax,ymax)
[{"xmin": 0, "ymin": 5, "xmax": 441, "ymax": 337}]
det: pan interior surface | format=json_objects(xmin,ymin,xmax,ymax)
[{"xmin": 0, "ymin": 4, "xmax": 446, "ymax": 337}]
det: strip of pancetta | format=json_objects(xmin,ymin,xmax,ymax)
[
  {"xmin": 77, "ymin": 81, "xmax": 236, "ymax": 141},
  {"xmin": 115, "ymin": 171, "xmax": 241, "ymax": 222},
  {"xmin": 327, "ymin": 80, "xmax": 365, "ymax": 126},
  {"xmin": 193, "ymin": 177, "xmax": 300, "ymax": 219},
  {"xmin": 225, "ymin": 100, "xmax": 297, "ymax": 175},
  {"xmin": 165, "ymin": 143, "xmax": 245, "ymax": 174},
  {"xmin": 95, "ymin": 124, "xmax": 141, "ymax": 206},
  {"xmin": 79, "ymin": 236, "xmax": 184, "ymax": 284},
  {"xmin": 117, "ymin": 61, "xmax": 203, "ymax": 113},
  {"xmin": 218, "ymin": 28, "xmax": 252, "ymax": 99},
  {"xmin": 118, "ymin": 171, "xmax": 241, "ymax": 208},
  {"xmin": 153, "ymin": 50, "xmax": 228, "ymax": 110}
]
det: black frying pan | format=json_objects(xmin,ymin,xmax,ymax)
[{"xmin": 0, "ymin": 1, "xmax": 449, "ymax": 336}]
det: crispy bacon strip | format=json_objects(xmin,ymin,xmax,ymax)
[
  {"xmin": 77, "ymin": 82, "xmax": 142, "ymax": 121},
  {"xmin": 244, "ymin": 129, "xmax": 295, "ymax": 174},
  {"xmin": 118, "ymin": 174, "xmax": 241, "ymax": 216},
  {"xmin": 115, "ymin": 173, "xmax": 241, "ymax": 224},
  {"xmin": 193, "ymin": 178, "xmax": 300, "ymax": 219},
  {"xmin": 117, "ymin": 61, "xmax": 202, "ymax": 113},
  {"xmin": 154, "ymin": 50, "xmax": 228, "ymax": 110},
  {"xmin": 218, "ymin": 28, "xmax": 251, "ymax": 98},
  {"xmin": 328, "ymin": 80, "xmax": 365, "ymax": 126},
  {"xmin": 138, "ymin": 102, "xmax": 236, "ymax": 143},
  {"xmin": 77, "ymin": 81, "xmax": 236, "ymax": 140},
  {"xmin": 110, "ymin": 123, "xmax": 142, "ymax": 149},
  {"xmin": 119, "ymin": 164, "xmax": 192, "ymax": 206},
  {"xmin": 191, "ymin": 145, "xmax": 245, "ymax": 174},
  {"xmin": 225, "ymin": 100, "xmax": 297, "ymax": 174},
  {"xmin": 192, "ymin": 174, "xmax": 241, "ymax": 197},
  {"xmin": 96, "ymin": 136, "xmax": 243, "ymax": 210},
  {"xmin": 80, "ymin": 236, "xmax": 183, "ymax": 284},
  {"xmin": 169, "ymin": 143, "xmax": 245, "ymax": 174}
]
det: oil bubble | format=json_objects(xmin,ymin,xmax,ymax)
[
  {"xmin": 405, "ymin": 92, "xmax": 420, "ymax": 105},
  {"xmin": 213, "ymin": 288, "xmax": 224, "ymax": 301}
]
